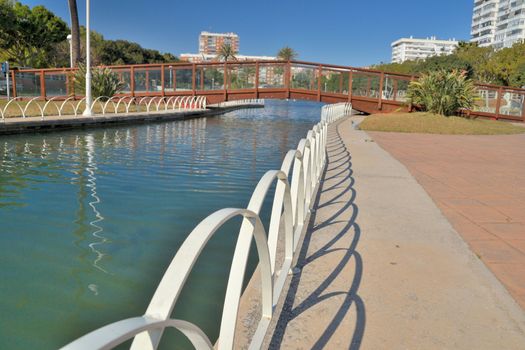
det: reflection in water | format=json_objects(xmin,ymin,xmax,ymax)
[
  {"xmin": 0, "ymin": 100, "xmax": 323, "ymax": 350},
  {"xmin": 85, "ymin": 134, "xmax": 108, "ymax": 275}
]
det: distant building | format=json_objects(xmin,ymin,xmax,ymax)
[
  {"xmin": 471, "ymin": 0, "xmax": 525, "ymax": 49},
  {"xmin": 391, "ymin": 36, "xmax": 459, "ymax": 63},
  {"xmin": 199, "ymin": 32, "xmax": 239, "ymax": 55},
  {"xmin": 179, "ymin": 53, "xmax": 276, "ymax": 63}
]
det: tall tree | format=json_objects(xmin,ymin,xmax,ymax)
[
  {"xmin": 67, "ymin": 0, "xmax": 81, "ymax": 66},
  {"xmin": 277, "ymin": 46, "xmax": 297, "ymax": 61},
  {"xmin": 215, "ymin": 43, "xmax": 237, "ymax": 62},
  {"xmin": 0, "ymin": 1, "xmax": 68, "ymax": 67}
]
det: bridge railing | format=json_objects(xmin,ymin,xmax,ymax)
[
  {"xmin": 60, "ymin": 105, "xmax": 350, "ymax": 350},
  {"xmin": 4, "ymin": 60, "xmax": 524, "ymax": 121}
]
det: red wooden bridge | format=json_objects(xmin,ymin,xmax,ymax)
[{"xmin": 6, "ymin": 60, "xmax": 525, "ymax": 122}]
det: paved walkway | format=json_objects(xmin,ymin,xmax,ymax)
[
  {"xmin": 369, "ymin": 130, "xmax": 525, "ymax": 309},
  {"xmin": 264, "ymin": 117, "xmax": 525, "ymax": 349}
]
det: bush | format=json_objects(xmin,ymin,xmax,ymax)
[
  {"xmin": 74, "ymin": 64, "xmax": 124, "ymax": 100},
  {"xmin": 406, "ymin": 70, "xmax": 476, "ymax": 116}
]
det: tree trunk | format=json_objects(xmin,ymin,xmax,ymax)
[{"xmin": 68, "ymin": 0, "xmax": 81, "ymax": 66}]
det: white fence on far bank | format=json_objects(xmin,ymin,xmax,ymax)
[{"xmin": 0, "ymin": 95, "xmax": 207, "ymax": 121}]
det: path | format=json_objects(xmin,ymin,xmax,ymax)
[
  {"xmin": 263, "ymin": 117, "xmax": 525, "ymax": 349},
  {"xmin": 369, "ymin": 130, "xmax": 525, "ymax": 310}
]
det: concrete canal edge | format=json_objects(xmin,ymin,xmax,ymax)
[{"xmin": 0, "ymin": 104, "xmax": 263, "ymax": 135}]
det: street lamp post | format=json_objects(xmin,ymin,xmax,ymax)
[
  {"xmin": 82, "ymin": 0, "xmax": 92, "ymax": 116},
  {"xmin": 67, "ymin": 34, "xmax": 73, "ymax": 68}
]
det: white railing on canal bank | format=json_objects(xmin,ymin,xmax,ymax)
[
  {"xmin": 0, "ymin": 96, "xmax": 207, "ymax": 121},
  {"xmin": 61, "ymin": 103, "xmax": 351, "ymax": 350},
  {"xmin": 321, "ymin": 102, "xmax": 352, "ymax": 123},
  {"xmin": 211, "ymin": 99, "xmax": 265, "ymax": 108}
]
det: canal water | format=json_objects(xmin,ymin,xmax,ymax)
[{"xmin": 0, "ymin": 100, "xmax": 323, "ymax": 349}]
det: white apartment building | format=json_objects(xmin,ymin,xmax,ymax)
[
  {"xmin": 494, "ymin": 0, "xmax": 525, "ymax": 48},
  {"xmin": 391, "ymin": 36, "xmax": 459, "ymax": 63},
  {"xmin": 471, "ymin": 0, "xmax": 525, "ymax": 48},
  {"xmin": 179, "ymin": 53, "xmax": 276, "ymax": 63},
  {"xmin": 471, "ymin": 0, "xmax": 500, "ymax": 46}
]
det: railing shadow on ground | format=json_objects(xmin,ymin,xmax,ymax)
[{"xmin": 268, "ymin": 121, "xmax": 365, "ymax": 349}]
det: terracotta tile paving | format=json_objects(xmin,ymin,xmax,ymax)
[{"xmin": 369, "ymin": 131, "xmax": 525, "ymax": 309}]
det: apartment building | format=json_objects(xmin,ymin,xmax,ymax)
[
  {"xmin": 391, "ymin": 36, "xmax": 459, "ymax": 63},
  {"xmin": 471, "ymin": 0, "xmax": 525, "ymax": 48},
  {"xmin": 198, "ymin": 32, "xmax": 239, "ymax": 55}
]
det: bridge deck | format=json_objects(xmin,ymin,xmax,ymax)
[{"xmin": 263, "ymin": 117, "xmax": 525, "ymax": 349}]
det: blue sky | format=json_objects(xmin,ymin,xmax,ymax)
[{"xmin": 22, "ymin": 0, "xmax": 474, "ymax": 67}]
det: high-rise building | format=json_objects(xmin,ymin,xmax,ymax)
[
  {"xmin": 471, "ymin": 0, "xmax": 500, "ymax": 47},
  {"xmin": 471, "ymin": 0, "xmax": 525, "ymax": 48},
  {"xmin": 391, "ymin": 36, "xmax": 459, "ymax": 63},
  {"xmin": 198, "ymin": 32, "xmax": 239, "ymax": 55},
  {"xmin": 494, "ymin": 0, "xmax": 525, "ymax": 49}
]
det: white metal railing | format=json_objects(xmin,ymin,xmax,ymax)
[
  {"xmin": 0, "ymin": 96, "xmax": 207, "ymax": 121},
  {"xmin": 60, "ymin": 103, "xmax": 350, "ymax": 350},
  {"xmin": 213, "ymin": 99, "xmax": 265, "ymax": 108},
  {"xmin": 321, "ymin": 102, "xmax": 352, "ymax": 123}
]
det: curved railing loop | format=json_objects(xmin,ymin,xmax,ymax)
[
  {"xmin": 1, "ymin": 97, "xmax": 26, "ymax": 120},
  {"xmin": 41, "ymin": 96, "xmax": 63, "ymax": 120},
  {"xmin": 102, "ymin": 96, "xmax": 121, "ymax": 115},
  {"xmin": 59, "ymin": 97, "xmax": 79, "ymax": 117}
]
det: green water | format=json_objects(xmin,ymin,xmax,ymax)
[{"xmin": 0, "ymin": 100, "xmax": 322, "ymax": 349}]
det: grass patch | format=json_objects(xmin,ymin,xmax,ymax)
[{"xmin": 359, "ymin": 112, "xmax": 525, "ymax": 135}]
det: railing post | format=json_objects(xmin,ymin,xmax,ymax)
[
  {"xmin": 348, "ymin": 70, "xmax": 353, "ymax": 102},
  {"xmin": 522, "ymin": 93, "xmax": 525, "ymax": 122},
  {"xmin": 317, "ymin": 65, "xmax": 322, "ymax": 102},
  {"xmin": 173, "ymin": 68, "xmax": 177, "ymax": 91},
  {"xmin": 146, "ymin": 69, "xmax": 150, "ymax": 92},
  {"xmin": 495, "ymin": 87, "xmax": 503, "ymax": 120},
  {"xmin": 200, "ymin": 67, "xmax": 204, "ymax": 91},
  {"xmin": 285, "ymin": 61, "xmax": 291, "ymax": 99},
  {"xmin": 130, "ymin": 66, "xmax": 135, "ymax": 97},
  {"xmin": 11, "ymin": 70, "xmax": 17, "ymax": 98},
  {"xmin": 223, "ymin": 62, "xmax": 228, "ymax": 101},
  {"xmin": 393, "ymin": 79, "xmax": 398, "ymax": 101},
  {"xmin": 378, "ymin": 71, "xmax": 385, "ymax": 110},
  {"xmin": 161, "ymin": 64, "xmax": 165, "ymax": 97},
  {"xmin": 40, "ymin": 69, "xmax": 46, "ymax": 100},
  {"xmin": 192, "ymin": 63, "xmax": 196, "ymax": 96},
  {"xmin": 408, "ymin": 75, "xmax": 415, "ymax": 112},
  {"xmin": 255, "ymin": 62, "xmax": 259, "ymax": 99}
]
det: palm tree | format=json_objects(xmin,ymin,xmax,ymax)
[
  {"xmin": 67, "ymin": 0, "xmax": 81, "ymax": 66},
  {"xmin": 216, "ymin": 43, "xmax": 237, "ymax": 62},
  {"xmin": 277, "ymin": 46, "xmax": 298, "ymax": 61}
]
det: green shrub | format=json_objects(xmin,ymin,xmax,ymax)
[
  {"xmin": 74, "ymin": 64, "xmax": 124, "ymax": 100},
  {"xmin": 406, "ymin": 70, "xmax": 477, "ymax": 116}
]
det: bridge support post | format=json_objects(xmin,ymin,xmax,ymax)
[
  {"xmin": 285, "ymin": 62, "xmax": 291, "ymax": 99},
  {"xmin": 40, "ymin": 69, "xmax": 46, "ymax": 100},
  {"xmin": 192, "ymin": 63, "xmax": 196, "ymax": 97},
  {"xmin": 255, "ymin": 62, "xmax": 259, "ymax": 99},
  {"xmin": 317, "ymin": 65, "xmax": 322, "ymax": 102},
  {"xmin": 223, "ymin": 63, "xmax": 228, "ymax": 102},
  {"xmin": 130, "ymin": 66, "xmax": 135, "ymax": 97},
  {"xmin": 378, "ymin": 72, "xmax": 384, "ymax": 110},
  {"xmin": 495, "ymin": 87, "xmax": 503, "ymax": 120},
  {"xmin": 161, "ymin": 64, "xmax": 165, "ymax": 97},
  {"xmin": 348, "ymin": 70, "xmax": 353, "ymax": 102}
]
